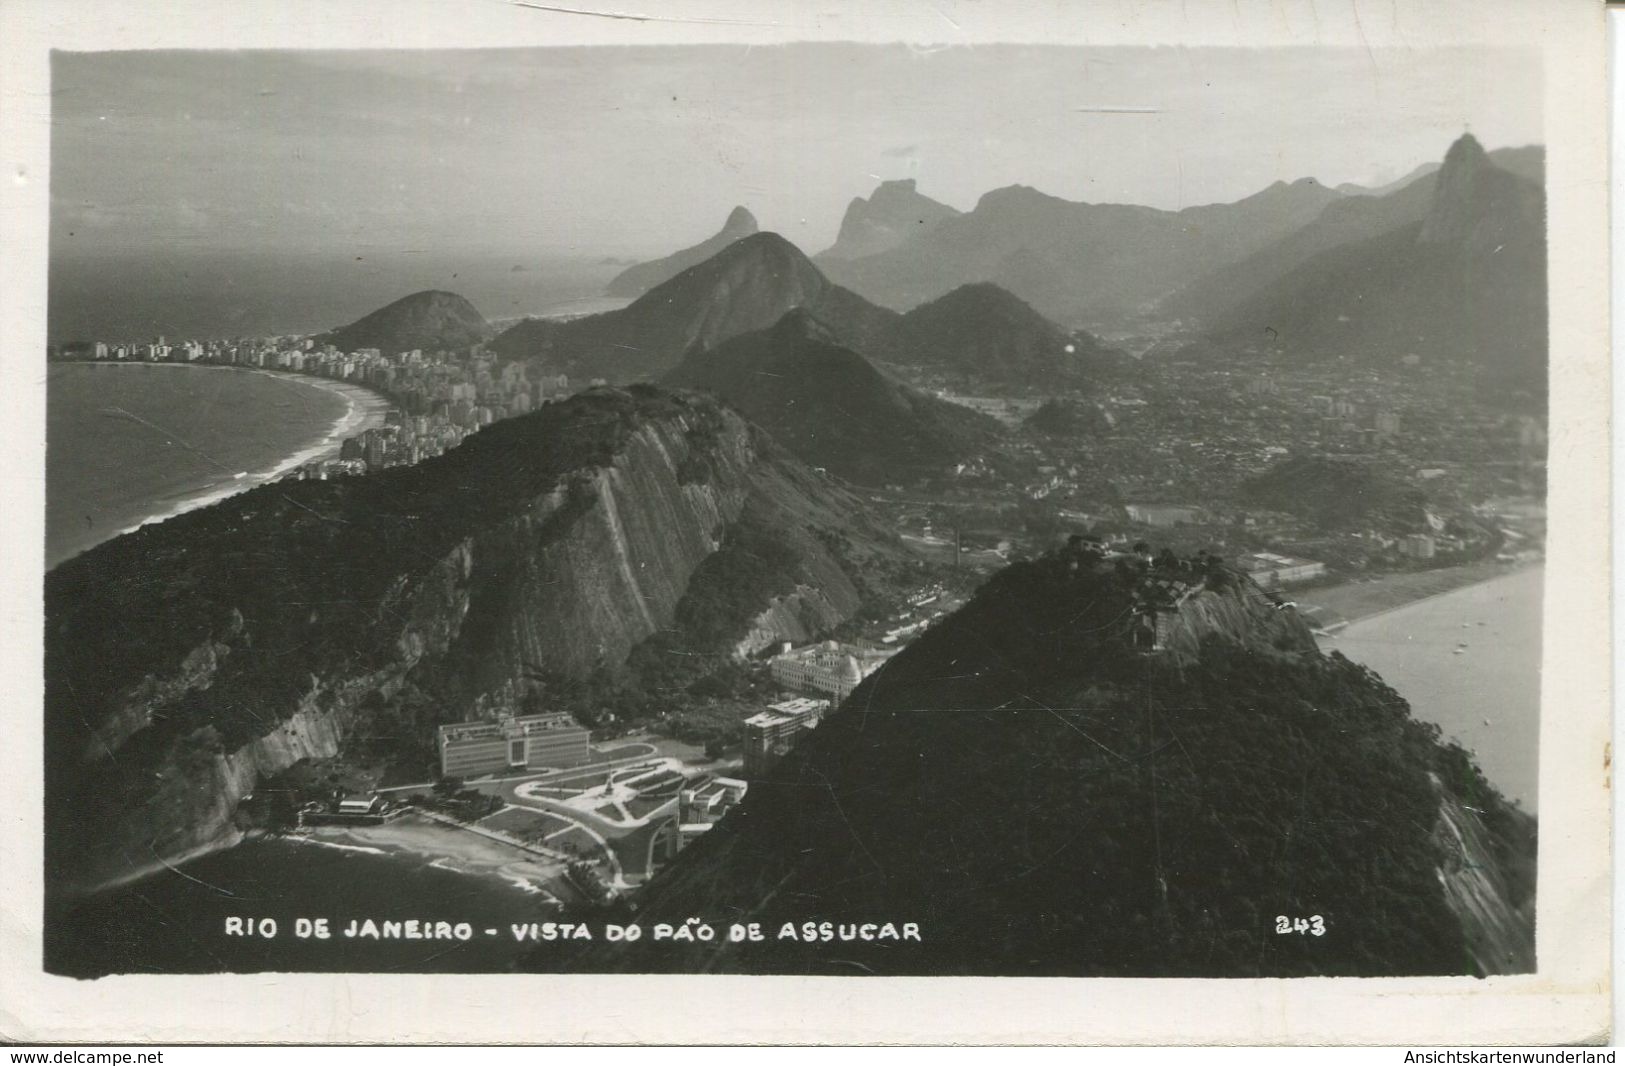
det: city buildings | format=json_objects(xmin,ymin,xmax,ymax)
[
  {"xmin": 1399, "ymin": 533, "xmax": 1438, "ymax": 560},
  {"xmin": 437, "ymin": 711, "xmax": 590, "ymax": 778},
  {"xmin": 1235, "ymin": 552, "xmax": 1327, "ymax": 588},
  {"xmin": 768, "ymin": 641, "xmax": 894, "ymax": 702},
  {"xmin": 50, "ymin": 330, "xmax": 576, "ymax": 484},
  {"xmin": 1124, "ymin": 503, "xmax": 1204, "ymax": 528},
  {"xmin": 677, "ymin": 776, "xmax": 749, "ymax": 826},
  {"xmin": 743, "ymin": 697, "xmax": 829, "ymax": 777}
]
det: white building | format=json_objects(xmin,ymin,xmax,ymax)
[
  {"xmin": 769, "ymin": 641, "xmax": 894, "ymax": 702},
  {"xmin": 1236, "ymin": 552, "xmax": 1327, "ymax": 588}
]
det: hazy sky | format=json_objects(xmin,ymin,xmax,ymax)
[{"xmin": 52, "ymin": 44, "xmax": 1542, "ymax": 260}]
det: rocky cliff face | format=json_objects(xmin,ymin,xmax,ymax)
[
  {"xmin": 817, "ymin": 179, "xmax": 960, "ymax": 261},
  {"xmin": 1432, "ymin": 781, "xmax": 1536, "ymax": 975},
  {"xmin": 46, "ymin": 387, "xmax": 901, "ymax": 898}
]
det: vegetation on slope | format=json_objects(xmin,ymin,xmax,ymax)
[
  {"xmin": 1240, "ymin": 455, "xmax": 1429, "ymax": 532},
  {"xmin": 544, "ymin": 548, "xmax": 1531, "ymax": 977}
]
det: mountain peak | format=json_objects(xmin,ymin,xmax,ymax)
[
  {"xmin": 1420, "ymin": 132, "xmax": 1537, "ymax": 246},
  {"xmin": 700, "ymin": 231, "xmax": 821, "ymax": 277},
  {"xmin": 318, "ymin": 289, "xmax": 489, "ymax": 354},
  {"xmin": 882, "ymin": 280, "xmax": 1100, "ymax": 388},
  {"xmin": 1443, "ymin": 132, "xmax": 1488, "ymax": 167},
  {"xmin": 578, "ymin": 545, "xmax": 1531, "ymax": 977},
  {"xmin": 723, "ymin": 205, "xmax": 759, "ymax": 232},
  {"xmin": 818, "ymin": 179, "xmax": 960, "ymax": 261},
  {"xmin": 606, "ymin": 207, "xmax": 763, "ymax": 297}
]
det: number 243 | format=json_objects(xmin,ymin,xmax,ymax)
[{"xmin": 1276, "ymin": 915, "xmax": 1326, "ymax": 936}]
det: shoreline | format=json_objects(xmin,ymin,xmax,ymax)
[
  {"xmin": 1294, "ymin": 559, "xmax": 1541, "ymax": 633},
  {"xmin": 1320, "ymin": 563, "xmax": 1544, "ymax": 812},
  {"xmin": 297, "ymin": 813, "xmax": 569, "ymax": 900},
  {"xmin": 50, "ymin": 361, "xmax": 393, "ymax": 567}
]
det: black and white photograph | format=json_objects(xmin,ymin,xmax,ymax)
[{"xmin": 0, "ymin": 0, "xmax": 1611, "ymax": 1047}]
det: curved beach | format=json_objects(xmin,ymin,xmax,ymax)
[
  {"xmin": 110, "ymin": 367, "xmax": 394, "ymax": 535},
  {"xmin": 46, "ymin": 362, "xmax": 392, "ymax": 568}
]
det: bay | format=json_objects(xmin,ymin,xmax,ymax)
[
  {"xmin": 46, "ymin": 362, "xmax": 386, "ymax": 569},
  {"xmin": 1322, "ymin": 565, "xmax": 1544, "ymax": 811}
]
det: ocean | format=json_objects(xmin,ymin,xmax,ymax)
[
  {"xmin": 47, "ymin": 250, "xmax": 624, "ymax": 344},
  {"xmin": 1321, "ymin": 565, "xmax": 1544, "ymax": 812},
  {"xmin": 46, "ymin": 363, "xmax": 388, "ymax": 569}
]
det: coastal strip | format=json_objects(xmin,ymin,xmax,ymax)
[
  {"xmin": 299, "ymin": 814, "xmax": 569, "ymax": 899},
  {"xmin": 104, "ymin": 362, "xmax": 393, "ymax": 540},
  {"xmin": 1294, "ymin": 559, "xmax": 1539, "ymax": 633}
]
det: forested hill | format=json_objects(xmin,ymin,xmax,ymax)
[
  {"xmin": 549, "ymin": 546, "xmax": 1535, "ymax": 978},
  {"xmin": 45, "ymin": 386, "xmax": 908, "ymax": 898}
]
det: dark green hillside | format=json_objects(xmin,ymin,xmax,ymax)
[
  {"xmin": 551, "ymin": 548, "xmax": 1533, "ymax": 977},
  {"xmin": 490, "ymin": 233, "xmax": 899, "ymax": 383},
  {"xmin": 664, "ymin": 309, "xmax": 1004, "ymax": 485},
  {"xmin": 316, "ymin": 289, "xmax": 491, "ymax": 354},
  {"xmin": 879, "ymin": 282, "xmax": 1123, "ymax": 388},
  {"xmin": 1024, "ymin": 397, "xmax": 1114, "ymax": 438},
  {"xmin": 1241, "ymin": 455, "xmax": 1428, "ymax": 532}
]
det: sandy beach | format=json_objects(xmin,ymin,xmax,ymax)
[
  {"xmin": 1293, "ymin": 559, "xmax": 1535, "ymax": 631},
  {"xmin": 109, "ymin": 363, "xmax": 393, "ymax": 538},
  {"xmin": 300, "ymin": 813, "xmax": 568, "ymax": 898}
]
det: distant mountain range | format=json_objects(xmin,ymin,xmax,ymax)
[
  {"xmin": 816, "ymin": 176, "xmax": 1344, "ymax": 324},
  {"xmin": 1167, "ymin": 142, "xmax": 1545, "ymax": 330},
  {"xmin": 308, "ymin": 136, "xmax": 1544, "ymax": 392},
  {"xmin": 495, "ymin": 230, "xmax": 1103, "ymax": 394},
  {"xmin": 316, "ymin": 290, "xmax": 491, "ymax": 354},
  {"xmin": 605, "ymin": 206, "xmax": 759, "ymax": 298},
  {"xmin": 816, "ymin": 179, "xmax": 960, "ymax": 262},
  {"xmin": 1336, "ymin": 145, "xmax": 1543, "ymax": 198},
  {"xmin": 334, "ymin": 135, "xmax": 1546, "ymax": 399},
  {"xmin": 665, "ymin": 309, "xmax": 1004, "ymax": 486},
  {"xmin": 1198, "ymin": 135, "xmax": 1547, "ymax": 387}
]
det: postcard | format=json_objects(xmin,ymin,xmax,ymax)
[{"xmin": 0, "ymin": 0, "xmax": 1610, "ymax": 1046}]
